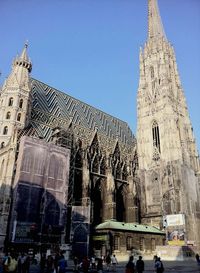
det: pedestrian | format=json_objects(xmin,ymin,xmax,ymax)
[
  {"xmin": 136, "ymin": 256, "xmax": 144, "ymax": 273},
  {"xmin": 46, "ymin": 255, "xmax": 54, "ymax": 273},
  {"xmin": 111, "ymin": 254, "xmax": 118, "ymax": 272},
  {"xmin": 4, "ymin": 253, "xmax": 18, "ymax": 273},
  {"xmin": 91, "ymin": 256, "xmax": 96, "ymax": 270},
  {"xmin": 24, "ymin": 255, "xmax": 30, "ymax": 273},
  {"xmin": 58, "ymin": 254, "xmax": 67, "ymax": 273},
  {"xmin": 154, "ymin": 257, "xmax": 164, "ymax": 273},
  {"xmin": 195, "ymin": 253, "xmax": 200, "ymax": 265},
  {"xmin": 18, "ymin": 253, "xmax": 27, "ymax": 273},
  {"xmin": 97, "ymin": 258, "xmax": 103, "ymax": 273},
  {"xmin": 40, "ymin": 254, "xmax": 46, "ymax": 273},
  {"xmin": 54, "ymin": 252, "xmax": 61, "ymax": 273},
  {"xmin": 73, "ymin": 256, "xmax": 78, "ymax": 271},
  {"xmin": 125, "ymin": 256, "xmax": 135, "ymax": 273},
  {"xmin": 105, "ymin": 254, "xmax": 111, "ymax": 271},
  {"xmin": 81, "ymin": 257, "xmax": 90, "ymax": 273}
]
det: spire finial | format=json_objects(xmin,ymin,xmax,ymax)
[
  {"xmin": 148, "ymin": 0, "xmax": 166, "ymax": 40},
  {"xmin": 25, "ymin": 40, "xmax": 28, "ymax": 48}
]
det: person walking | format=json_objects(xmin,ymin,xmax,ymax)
[
  {"xmin": 111, "ymin": 255, "xmax": 118, "ymax": 272},
  {"xmin": 195, "ymin": 253, "xmax": 200, "ymax": 265},
  {"xmin": 73, "ymin": 256, "xmax": 78, "ymax": 272},
  {"xmin": 136, "ymin": 256, "xmax": 144, "ymax": 273},
  {"xmin": 125, "ymin": 256, "xmax": 135, "ymax": 273},
  {"xmin": 105, "ymin": 254, "xmax": 111, "ymax": 271},
  {"xmin": 4, "ymin": 254, "xmax": 18, "ymax": 273},
  {"xmin": 96, "ymin": 258, "xmax": 103, "ymax": 273},
  {"xmin": 58, "ymin": 254, "xmax": 67, "ymax": 273},
  {"xmin": 91, "ymin": 256, "xmax": 96, "ymax": 270},
  {"xmin": 154, "ymin": 257, "xmax": 164, "ymax": 273},
  {"xmin": 81, "ymin": 257, "xmax": 90, "ymax": 273}
]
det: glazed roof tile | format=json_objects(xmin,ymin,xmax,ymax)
[{"xmin": 30, "ymin": 78, "xmax": 135, "ymax": 144}]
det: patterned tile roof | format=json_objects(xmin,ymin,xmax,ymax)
[
  {"xmin": 96, "ymin": 220, "xmax": 165, "ymax": 235},
  {"xmin": 30, "ymin": 78, "xmax": 135, "ymax": 145}
]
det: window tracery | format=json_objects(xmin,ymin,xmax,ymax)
[{"xmin": 152, "ymin": 120, "xmax": 161, "ymax": 153}]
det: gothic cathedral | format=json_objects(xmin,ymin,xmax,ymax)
[{"xmin": 0, "ymin": 0, "xmax": 200, "ymax": 254}]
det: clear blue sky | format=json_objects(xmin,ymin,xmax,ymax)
[{"xmin": 0, "ymin": 0, "xmax": 200, "ymax": 150}]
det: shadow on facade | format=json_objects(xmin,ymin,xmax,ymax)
[{"xmin": 6, "ymin": 181, "xmax": 66, "ymax": 253}]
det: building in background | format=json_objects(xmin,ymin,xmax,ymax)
[{"xmin": 0, "ymin": 0, "xmax": 199, "ymax": 257}]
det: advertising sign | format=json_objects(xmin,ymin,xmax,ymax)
[
  {"xmin": 165, "ymin": 214, "xmax": 185, "ymax": 246},
  {"xmin": 166, "ymin": 214, "xmax": 185, "ymax": 227}
]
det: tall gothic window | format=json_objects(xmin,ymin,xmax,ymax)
[
  {"xmin": 6, "ymin": 112, "xmax": 11, "ymax": 119},
  {"xmin": 150, "ymin": 66, "xmax": 154, "ymax": 79},
  {"xmin": 114, "ymin": 235, "xmax": 120, "ymax": 250},
  {"xmin": 8, "ymin": 97, "xmax": 13, "ymax": 106},
  {"xmin": 126, "ymin": 236, "xmax": 132, "ymax": 250},
  {"xmin": 152, "ymin": 121, "xmax": 161, "ymax": 153},
  {"xmin": 19, "ymin": 99, "xmax": 23, "ymax": 108}
]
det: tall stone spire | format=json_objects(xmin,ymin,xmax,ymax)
[
  {"xmin": 137, "ymin": 0, "xmax": 200, "ymax": 249},
  {"xmin": 148, "ymin": 0, "xmax": 166, "ymax": 40}
]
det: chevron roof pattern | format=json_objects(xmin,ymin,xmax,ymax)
[{"xmin": 29, "ymin": 78, "xmax": 135, "ymax": 145}]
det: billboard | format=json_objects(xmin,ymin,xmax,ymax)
[{"xmin": 164, "ymin": 214, "xmax": 185, "ymax": 246}]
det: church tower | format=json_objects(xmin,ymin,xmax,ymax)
[
  {"xmin": 137, "ymin": 0, "xmax": 200, "ymax": 248},
  {"xmin": 0, "ymin": 43, "xmax": 32, "ymax": 148},
  {"xmin": 0, "ymin": 44, "xmax": 32, "ymax": 247}
]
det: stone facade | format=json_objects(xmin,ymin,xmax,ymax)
[
  {"xmin": 137, "ymin": 0, "xmax": 200, "ymax": 249},
  {"xmin": 0, "ymin": 0, "xmax": 199, "ymax": 255}
]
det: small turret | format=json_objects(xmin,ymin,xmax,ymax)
[
  {"xmin": 0, "ymin": 43, "xmax": 32, "ymax": 147},
  {"xmin": 13, "ymin": 42, "xmax": 32, "ymax": 73}
]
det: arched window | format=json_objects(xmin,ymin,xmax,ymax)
[
  {"xmin": 92, "ymin": 155, "xmax": 99, "ymax": 173},
  {"xmin": 3, "ymin": 126, "xmax": 8, "ymax": 135},
  {"xmin": 152, "ymin": 121, "xmax": 161, "ymax": 153},
  {"xmin": 17, "ymin": 113, "xmax": 21, "ymax": 121},
  {"xmin": 0, "ymin": 142, "xmax": 5, "ymax": 149},
  {"xmin": 6, "ymin": 112, "xmax": 11, "ymax": 119},
  {"xmin": 116, "ymin": 162, "xmax": 121, "ymax": 180},
  {"xmin": 19, "ymin": 99, "xmax": 23, "ymax": 108},
  {"xmin": 8, "ymin": 97, "xmax": 13, "ymax": 106},
  {"xmin": 122, "ymin": 165, "xmax": 128, "ymax": 181},
  {"xmin": 114, "ymin": 235, "xmax": 120, "ymax": 250},
  {"xmin": 100, "ymin": 157, "xmax": 106, "ymax": 175},
  {"xmin": 126, "ymin": 236, "xmax": 133, "ymax": 250}
]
